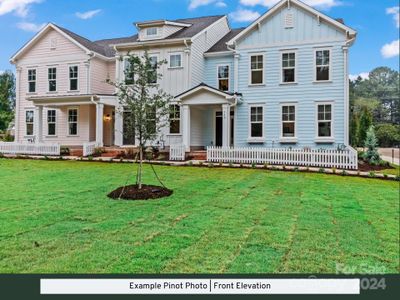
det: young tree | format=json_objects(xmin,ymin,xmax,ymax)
[
  {"xmin": 364, "ymin": 126, "xmax": 381, "ymax": 165},
  {"xmin": 110, "ymin": 51, "xmax": 172, "ymax": 189},
  {"xmin": 0, "ymin": 71, "xmax": 15, "ymax": 132}
]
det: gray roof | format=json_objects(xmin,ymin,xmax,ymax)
[
  {"xmin": 205, "ymin": 28, "xmax": 245, "ymax": 53},
  {"xmin": 53, "ymin": 15, "xmax": 225, "ymax": 58}
]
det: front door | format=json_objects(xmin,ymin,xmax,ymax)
[{"xmin": 215, "ymin": 112, "xmax": 223, "ymax": 147}]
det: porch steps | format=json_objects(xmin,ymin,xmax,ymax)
[
  {"xmin": 189, "ymin": 151, "xmax": 207, "ymax": 161},
  {"xmin": 70, "ymin": 149, "xmax": 83, "ymax": 157}
]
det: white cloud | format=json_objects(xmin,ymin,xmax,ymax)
[
  {"xmin": 240, "ymin": 0, "xmax": 342, "ymax": 9},
  {"xmin": 189, "ymin": 0, "xmax": 228, "ymax": 10},
  {"xmin": 17, "ymin": 21, "xmax": 45, "ymax": 32},
  {"xmin": 75, "ymin": 9, "xmax": 102, "ymax": 20},
  {"xmin": 0, "ymin": 70, "xmax": 4, "ymax": 75},
  {"xmin": 0, "ymin": 0, "xmax": 43, "ymax": 17},
  {"xmin": 381, "ymin": 39, "xmax": 400, "ymax": 58},
  {"xmin": 349, "ymin": 72, "xmax": 369, "ymax": 81},
  {"xmin": 229, "ymin": 8, "xmax": 261, "ymax": 22},
  {"xmin": 386, "ymin": 6, "xmax": 399, "ymax": 28}
]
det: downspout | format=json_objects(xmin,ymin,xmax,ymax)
[
  {"xmin": 343, "ymin": 34, "xmax": 356, "ymax": 147},
  {"xmin": 184, "ymin": 39, "xmax": 191, "ymax": 89}
]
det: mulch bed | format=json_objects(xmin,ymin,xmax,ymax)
[
  {"xmin": 108, "ymin": 184, "xmax": 173, "ymax": 201},
  {"xmin": 358, "ymin": 160, "xmax": 394, "ymax": 172}
]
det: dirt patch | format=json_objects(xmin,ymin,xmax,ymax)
[
  {"xmin": 108, "ymin": 184, "xmax": 173, "ymax": 201},
  {"xmin": 358, "ymin": 160, "xmax": 393, "ymax": 172}
]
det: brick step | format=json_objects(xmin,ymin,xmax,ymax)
[
  {"xmin": 189, "ymin": 151, "xmax": 207, "ymax": 160},
  {"xmin": 70, "ymin": 149, "xmax": 83, "ymax": 157}
]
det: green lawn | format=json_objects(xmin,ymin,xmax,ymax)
[
  {"xmin": 0, "ymin": 159, "xmax": 398, "ymax": 274},
  {"xmin": 382, "ymin": 164, "xmax": 400, "ymax": 176}
]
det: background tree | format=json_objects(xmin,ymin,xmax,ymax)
[
  {"xmin": 110, "ymin": 51, "xmax": 172, "ymax": 189},
  {"xmin": 0, "ymin": 71, "xmax": 15, "ymax": 132}
]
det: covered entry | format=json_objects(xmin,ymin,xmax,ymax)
[{"xmin": 175, "ymin": 83, "xmax": 241, "ymax": 152}]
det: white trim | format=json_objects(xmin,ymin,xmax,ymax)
[
  {"xmin": 248, "ymin": 104, "xmax": 265, "ymax": 141},
  {"xmin": 168, "ymin": 52, "xmax": 183, "ymax": 69},
  {"xmin": 67, "ymin": 107, "xmax": 79, "ymax": 136},
  {"xmin": 204, "ymin": 51, "xmax": 234, "ymax": 57},
  {"xmin": 217, "ymin": 64, "xmax": 230, "ymax": 92},
  {"xmin": 177, "ymin": 85, "xmax": 235, "ymax": 101},
  {"xmin": 315, "ymin": 101, "xmax": 335, "ymax": 143},
  {"xmin": 249, "ymin": 53, "xmax": 265, "ymax": 86},
  {"xmin": 280, "ymin": 102, "xmax": 298, "ymax": 142},
  {"xmin": 148, "ymin": 53, "xmax": 159, "ymax": 84},
  {"xmin": 46, "ymin": 109, "xmax": 57, "ymax": 136},
  {"xmin": 191, "ymin": 16, "xmax": 228, "ymax": 41},
  {"xmin": 68, "ymin": 65, "xmax": 79, "ymax": 91},
  {"xmin": 169, "ymin": 104, "xmax": 181, "ymax": 135},
  {"xmin": 25, "ymin": 109, "xmax": 35, "ymax": 137},
  {"xmin": 226, "ymin": 0, "xmax": 356, "ymax": 46},
  {"xmin": 27, "ymin": 68, "xmax": 37, "ymax": 93},
  {"xmin": 314, "ymin": 48, "xmax": 332, "ymax": 82},
  {"xmin": 280, "ymin": 50, "xmax": 297, "ymax": 84},
  {"xmin": 135, "ymin": 20, "xmax": 191, "ymax": 28}
]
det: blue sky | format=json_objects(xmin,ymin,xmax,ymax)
[{"xmin": 0, "ymin": 0, "xmax": 399, "ymax": 78}]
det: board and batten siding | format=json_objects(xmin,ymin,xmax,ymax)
[
  {"xmin": 90, "ymin": 58, "xmax": 115, "ymax": 95},
  {"xmin": 233, "ymin": 4, "xmax": 348, "ymax": 149},
  {"xmin": 190, "ymin": 17, "xmax": 230, "ymax": 86}
]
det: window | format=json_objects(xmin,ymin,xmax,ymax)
[
  {"xmin": 148, "ymin": 55, "xmax": 158, "ymax": 84},
  {"xmin": 317, "ymin": 104, "xmax": 332, "ymax": 137},
  {"xmin": 48, "ymin": 67, "xmax": 57, "ymax": 92},
  {"xmin": 124, "ymin": 59, "xmax": 134, "ymax": 85},
  {"xmin": 169, "ymin": 53, "xmax": 182, "ymax": 68},
  {"xmin": 282, "ymin": 52, "xmax": 296, "ymax": 83},
  {"xmin": 123, "ymin": 111, "xmax": 135, "ymax": 145},
  {"xmin": 169, "ymin": 104, "xmax": 180, "ymax": 134},
  {"xmin": 28, "ymin": 69, "xmax": 36, "ymax": 93},
  {"xmin": 146, "ymin": 105, "xmax": 156, "ymax": 135},
  {"xmin": 69, "ymin": 66, "xmax": 78, "ymax": 91},
  {"xmin": 250, "ymin": 106, "xmax": 263, "ymax": 138},
  {"xmin": 218, "ymin": 65, "xmax": 229, "ymax": 91},
  {"xmin": 68, "ymin": 108, "xmax": 78, "ymax": 136},
  {"xmin": 316, "ymin": 50, "xmax": 330, "ymax": 81},
  {"xmin": 47, "ymin": 109, "xmax": 56, "ymax": 136},
  {"xmin": 25, "ymin": 110, "xmax": 34, "ymax": 136},
  {"xmin": 282, "ymin": 105, "xmax": 296, "ymax": 137},
  {"xmin": 250, "ymin": 55, "xmax": 263, "ymax": 85},
  {"xmin": 146, "ymin": 27, "xmax": 158, "ymax": 36}
]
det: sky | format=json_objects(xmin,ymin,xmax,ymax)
[{"xmin": 0, "ymin": 0, "xmax": 399, "ymax": 79}]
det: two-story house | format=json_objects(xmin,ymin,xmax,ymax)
[{"xmin": 10, "ymin": 0, "xmax": 357, "ymax": 157}]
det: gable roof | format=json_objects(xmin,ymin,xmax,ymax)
[
  {"xmin": 205, "ymin": 28, "xmax": 245, "ymax": 53},
  {"xmin": 227, "ymin": 0, "xmax": 356, "ymax": 46},
  {"xmin": 175, "ymin": 82, "xmax": 241, "ymax": 99}
]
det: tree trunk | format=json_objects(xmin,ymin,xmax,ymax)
[{"xmin": 138, "ymin": 145, "xmax": 143, "ymax": 190}]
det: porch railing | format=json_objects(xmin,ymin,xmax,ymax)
[
  {"xmin": 83, "ymin": 142, "xmax": 99, "ymax": 157},
  {"xmin": 170, "ymin": 145, "xmax": 186, "ymax": 161},
  {"xmin": 207, "ymin": 146, "xmax": 358, "ymax": 170},
  {"xmin": 0, "ymin": 142, "xmax": 61, "ymax": 156}
]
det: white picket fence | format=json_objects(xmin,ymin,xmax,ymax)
[
  {"xmin": 0, "ymin": 142, "xmax": 60, "ymax": 156},
  {"xmin": 207, "ymin": 146, "xmax": 358, "ymax": 169},
  {"xmin": 170, "ymin": 144, "xmax": 186, "ymax": 161},
  {"xmin": 83, "ymin": 142, "xmax": 99, "ymax": 157}
]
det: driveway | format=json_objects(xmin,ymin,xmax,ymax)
[{"xmin": 379, "ymin": 148, "xmax": 400, "ymax": 165}]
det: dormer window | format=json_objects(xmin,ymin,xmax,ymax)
[{"xmin": 146, "ymin": 27, "xmax": 158, "ymax": 36}]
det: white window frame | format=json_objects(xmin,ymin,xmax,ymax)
[
  {"xmin": 148, "ymin": 54, "xmax": 159, "ymax": 84},
  {"xmin": 280, "ymin": 50, "xmax": 297, "ymax": 84},
  {"xmin": 123, "ymin": 57, "xmax": 134, "ymax": 85},
  {"xmin": 280, "ymin": 102, "xmax": 298, "ymax": 143},
  {"xmin": 27, "ymin": 69, "xmax": 36, "ymax": 93},
  {"xmin": 69, "ymin": 65, "xmax": 79, "ymax": 91},
  {"xmin": 314, "ymin": 48, "xmax": 332, "ymax": 82},
  {"xmin": 169, "ymin": 53, "xmax": 183, "ymax": 69},
  {"xmin": 25, "ymin": 109, "xmax": 34, "ymax": 137},
  {"xmin": 248, "ymin": 104, "xmax": 265, "ymax": 142},
  {"xmin": 47, "ymin": 109, "xmax": 57, "ymax": 136},
  {"xmin": 146, "ymin": 27, "xmax": 158, "ymax": 37},
  {"xmin": 67, "ymin": 107, "xmax": 79, "ymax": 136},
  {"xmin": 169, "ymin": 104, "xmax": 181, "ymax": 135},
  {"xmin": 249, "ymin": 53, "xmax": 265, "ymax": 86},
  {"xmin": 48, "ymin": 67, "xmax": 57, "ymax": 92},
  {"xmin": 217, "ymin": 64, "xmax": 230, "ymax": 91},
  {"xmin": 315, "ymin": 101, "xmax": 335, "ymax": 143}
]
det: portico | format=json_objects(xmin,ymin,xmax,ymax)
[{"xmin": 175, "ymin": 83, "xmax": 241, "ymax": 152}]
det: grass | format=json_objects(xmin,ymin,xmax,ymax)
[
  {"xmin": 0, "ymin": 158, "xmax": 399, "ymax": 274},
  {"xmin": 382, "ymin": 164, "xmax": 400, "ymax": 176}
]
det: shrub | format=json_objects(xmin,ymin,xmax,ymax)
[
  {"xmin": 229, "ymin": 162, "xmax": 234, "ymax": 168},
  {"xmin": 369, "ymin": 171, "xmax": 376, "ymax": 178},
  {"xmin": 60, "ymin": 147, "xmax": 70, "ymax": 156},
  {"xmin": 0, "ymin": 152, "xmax": 4, "ymax": 158},
  {"xmin": 282, "ymin": 165, "xmax": 286, "ymax": 170},
  {"xmin": 364, "ymin": 126, "xmax": 381, "ymax": 165},
  {"xmin": 219, "ymin": 162, "xmax": 223, "ymax": 167},
  {"xmin": 294, "ymin": 167, "xmax": 299, "ymax": 172},
  {"xmin": 94, "ymin": 147, "xmax": 105, "ymax": 157},
  {"xmin": 375, "ymin": 123, "xmax": 400, "ymax": 147},
  {"xmin": 88, "ymin": 156, "xmax": 93, "ymax": 161},
  {"xmin": 263, "ymin": 163, "xmax": 268, "ymax": 169},
  {"xmin": 332, "ymin": 167, "xmax": 337, "ymax": 174},
  {"xmin": 251, "ymin": 163, "xmax": 256, "ymax": 169},
  {"xmin": 341, "ymin": 170, "xmax": 347, "ymax": 176},
  {"xmin": 2, "ymin": 133, "xmax": 14, "ymax": 142},
  {"xmin": 208, "ymin": 163, "xmax": 214, "ymax": 168},
  {"xmin": 319, "ymin": 168, "xmax": 325, "ymax": 173},
  {"xmin": 395, "ymin": 176, "xmax": 400, "ymax": 181},
  {"xmin": 188, "ymin": 161, "xmax": 193, "ymax": 166},
  {"xmin": 199, "ymin": 161, "xmax": 203, "ymax": 166}
]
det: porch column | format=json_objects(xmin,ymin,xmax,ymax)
[
  {"xmin": 96, "ymin": 103, "xmax": 104, "ymax": 146},
  {"xmin": 34, "ymin": 106, "xmax": 43, "ymax": 144},
  {"xmin": 114, "ymin": 107, "xmax": 123, "ymax": 147},
  {"xmin": 222, "ymin": 104, "xmax": 230, "ymax": 148},
  {"xmin": 181, "ymin": 105, "xmax": 190, "ymax": 152}
]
